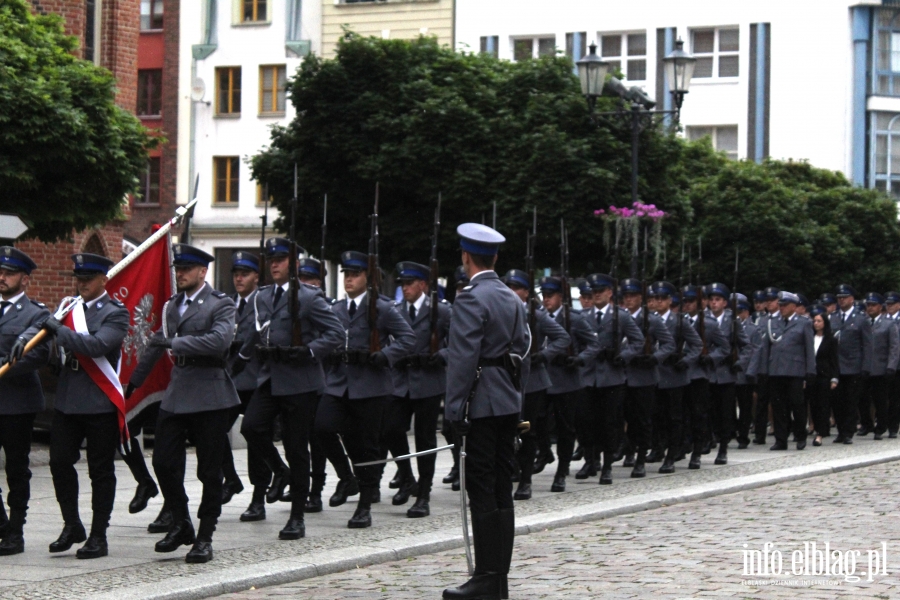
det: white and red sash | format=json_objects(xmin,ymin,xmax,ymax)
[{"xmin": 61, "ymin": 300, "xmax": 129, "ymax": 443}]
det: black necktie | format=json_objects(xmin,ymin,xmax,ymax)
[
  {"xmin": 238, "ymin": 298, "xmax": 246, "ymax": 316},
  {"xmin": 273, "ymin": 286, "xmax": 283, "ymax": 306},
  {"xmin": 0, "ymin": 301, "xmax": 10, "ymax": 316},
  {"xmin": 841, "ymin": 311, "xmax": 847, "ymax": 323},
  {"xmin": 349, "ymin": 300, "xmax": 357, "ymax": 318},
  {"xmin": 409, "ymin": 304, "xmax": 416, "ymax": 321},
  {"xmin": 596, "ymin": 309, "xmax": 603, "ymax": 327},
  {"xmin": 185, "ymin": 298, "xmax": 192, "ymax": 308},
  {"xmin": 784, "ymin": 317, "xmax": 789, "ymax": 326}
]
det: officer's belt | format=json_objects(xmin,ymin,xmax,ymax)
[
  {"xmin": 256, "ymin": 345, "xmax": 310, "ymax": 364},
  {"xmin": 64, "ymin": 356, "xmax": 81, "ymax": 371},
  {"xmin": 174, "ymin": 355, "xmax": 227, "ymax": 368},
  {"xmin": 477, "ymin": 356, "xmax": 508, "ymax": 368}
]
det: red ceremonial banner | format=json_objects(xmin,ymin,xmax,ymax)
[{"xmin": 108, "ymin": 232, "xmax": 174, "ymax": 419}]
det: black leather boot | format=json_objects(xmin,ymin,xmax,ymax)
[
  {"xmin": 76, "ymin": 536, "xmax": 108, "ymax": 559},
  {"xmin": 0, "ymin": 510, "xmax": 25, "ymax": 556},
  {"xmin": 129, "ymin": 478, "xmax": 159, "ymax": 514},
  {"xmin": 155, "ymin": 518, "xmax": 196, "ymax": 553},
  {"xmin": 148, "ymin": 505, "xmax": 174, "ymax": 533},
  {"xmin": 599, "ymin": 452, "xmax": 613, "ymax": 485},
  {"xmin": 348, "ymin": 488, "xmax": 373, "ymax": 529},
  {"xmin": 49, "ymin": 522, "xmax": 86, "ymax": 553},
  {"xmin": 550, "ymin": 473, "xmax": 566, "ymax": 492},
  {"xmin": 388, "ymin": 469, "xmax": 402, "ymax": 489},
  {"xmin": 266, "ymin": 469, "xmax": 291, "ymax": 504},
  {"xmin": 241, "ymin": 486, "xmax": 267, "ymax": 522},
  {"xmin": 513, "ymin": 481, "xmax": 532, "ymax": 500},
  {"xmin": 279, "ymin": 515, "xmax": 306, "ymax": 540},
  {"xmin": 305, "ymin": 477, "xmax": 325, "ymax": 513},
  {"xmin": 221, "ymin": 478, "xmax": 244, "ymax": 505},
  {"xmin": 392, "ymin": 473, "xmax": 418, "ymax": 506},
  {"xmin": 442, "ymin": 510, "xmax": 502, "ymax": 600},
  {"xmin": 185, "ymin": 520, "xmax": 215, "ymax": 562},
  {"xmin": 329, "ymin": 477, "xmax": 360, "ymax": 507},
  {"xmin": 406, "ymin": 490, "xmax": 430, "ymax": 518},
  {"xmin": 442, "ymin": 465, "xmax": 459, "ymax": 485},
  {"xmin": 0, "ymin": 501, "xmax": 8, "ymax": 539},
  {"xmin": 714, "ymin": 441, "xmax": 728, "ymax": 465},
  {"xmin": 630, "ymin": 450, "xmax": 646, "ymax": 478}
]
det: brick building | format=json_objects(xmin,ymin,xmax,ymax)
[{"xmin": 21, "ymin": 0, "xmax": 170, "ymax": 304}]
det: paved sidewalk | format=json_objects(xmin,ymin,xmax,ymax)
[
  {"xmin": 217, "ymin": 460, "xmax": 900, "ymax": 599},
  {"xmin": 2, "ymin": 433, "xmax": 900, "ymax": 599}
]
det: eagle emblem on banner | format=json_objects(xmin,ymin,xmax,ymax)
[{"xmin": 123, "ymin": 293, "xmax": 156, "ymax": 366}]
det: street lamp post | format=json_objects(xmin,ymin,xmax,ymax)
[{"xmin": 578, "ymin": 38, "xmax": 695, "ymax": 277}]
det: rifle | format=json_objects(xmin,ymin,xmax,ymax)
[
  {"xmin": 610, "ymin": 223, "xmax": 621, "ymax": 360},
  {"xmin": 259, "ymin": 183, "xmax": 268, "ymax": 286},
  {"xmin": 288, "ymin": 164, "xmax": 302, "ymax": 345},
  {"xmin": 697, "ymin": 236, "xmax": 708, "ymax": 357},
  {"xmin": 429, "ymin": 193, "xmax": 442, "ymax": 355},
  {"xmin": 641, "ymin": 225, "xmax": 652, "ymax": 355},
  {"xmin": 367, "ymin": 183, "xmax": 382, "ymax": 352},
  {"xmin": 492, "ymin": 201, "xmax": 497, "ymax": 230},
  {"xmin": 729, "ymin": 245, "xmax": 740, "ymax": 366},
  {"xmin": 560, "ymin": 219, "xmax": 573, "ymax": 355},
  {"xmin": 526, "ymin": 207, "xmax": 538, "ymax": 352},
  {"xmin": 320, "ymin": 194, "xmax": 328, "ymax": 295}
]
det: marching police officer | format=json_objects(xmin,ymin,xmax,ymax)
[
  {"xmin": 236, "ymin": 239, "xmax": 345, "ymax": 540},
  {"xmin": 830, "ymin": 284, "xmax": 873, "ymax": 443},
  {"xmin": 443, "ymin": 224, "xmax": 529, "ymax": 600},
  {"xmin": 648, "ymin": 281, "xmax": 701, "ymax": 473},
  {"xmin": 752, "ymin": 286, "xmax": 781, "ymax": 445},
  {"xmin": 680, "ymin": 284, "xmax": 728, "ymax": 469},
  {"xmin": 0, "ymin": 248, "xmax": 49, "ymax": 556},
  {"xmin": 224, "ymin": 251, "xmax": 284, "ymax": 522},
  {"xmin": 859, "ymin": 293, "xmax": 899, "ymax": 439},
  {"xmin": 732, "ymin": 294, "xmax": 762, "ymax": 449},
  {"xmin": 581, "ymin": 273, "xmax": 644, "ymax": 485},
  {"xmin": 23, "ymin": 253, "xmax": 129, "ymax": 559},
  {"xmin": 538, "ymin": 276, "xmax": 599, "ymax": 492},
  {"xmin": 621, "ymin": 278, "xmax": 674, "ymax": 478},
  {"xmin": 128, "ymin": 244, "xmax": 240, "ymax": 563},
  {"xmin": 706, "ymin": 283, "xmax": 751, "ymax": 465},
  {"xmin": 502, "ymin": 269, "xmax": 569, "ymax": 500},
  {"xmin": 382, "ymin": 261, "xmax": 451, "ymax": 517},
  {"xmin": 885, "ymin": 291, "xmax": 900, "ymax": 437},
  {"xmin": 762, "ymin": 292, "xmax": 816, "ymax": 450},
  {"xmin": 317, "ymin": 251, "xmax": 414, "ymax": 529}
]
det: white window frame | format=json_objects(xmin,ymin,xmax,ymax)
[
  {"xmin": 598, "ymin": 31, "xmax": 647, "ymax": 82},
  {"xmin": 510, "ymin": 36, "xmax": 557, "ymax": 62},
  {"xmin": 686, "ymin": 125, "xmax": 739, "ymax": 160},
  {"xmin": 690, "ymin": 27, "xmax": 740, "ymax": 80}
]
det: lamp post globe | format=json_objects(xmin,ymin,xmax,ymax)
[
  {"xmin": 662, "ymin": 38, "xmax": 697, "ymax": 113},
  {"xmin": 576, "ymin": 42, "xmax": 610, "ymax": 101}
]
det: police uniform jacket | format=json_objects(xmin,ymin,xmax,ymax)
[
  {"xmin": 712, "ymin": 309, "xmax": 752, "ymax": 385},
  {"xmin": 761, "ymin": 314, "xmax": 816, "ymax": 378},
  {"xmin": 325, "ymin": 292, "xmax": 415, "ymax": 400},
  {"xmin": 229, "ymin": 289, "xmax": 260, "ymax": 392},
  {"xmin": 241, "ymin": 282, "xmax": 344, "ymax": 396},
  {"xmin": 686, "ymin": 312, "xmax": 729, "ymax": 382},
  {"xmin": 132, "ymin": 283, "xmax": 240, "ymax": 413},
  {"xmin": 0, "ymin": 295, "xmax": 50, "ymax": 414},
  {"xmin": 625, "ymin": 308, "xmax": 675, "ymax": 388},
  {"xmin": 582, "ymin": 304, "xmax": 644, "ymax": 389},
  {"xmin": 390, "ymin": 295, "xmax": 452, "ymax": 400},
  {"xmin": 830, "ymin": 308, "xmax": 874, "ymax": 375},
  {"xmin": 547, "ymin": 308, "xmax": 601, "ymax": 395},
  {"xmin": 658, "ymin": 311, "xmax": 702, "ymax": 390},
  {"xmin": 445, "ymin": 271, "xmax": 529, "ymax": 422},
  {"xmin": 524, "ymin": 303, "xmax": 570, "ymax": 394},
  {"xmin": 47, "ymin": 293, "xmax": 129, "ymax": 414},
  {"xmin": 735, "ymin": 318, "xmax": 762, "ymax": 385},
  {"xmin": 869, "ymin": 314, "xmax": 900, "ymax": 377}
]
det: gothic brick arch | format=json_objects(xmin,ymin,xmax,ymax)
[{"xmin": 82, "ymin": 232, "xmax": 106, "ymax": 257}]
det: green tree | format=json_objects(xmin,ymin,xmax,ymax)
[
  {"xmin": 0, "ymin": 0, "xmax": 156, "ymax": 241},
  {"xmin": 251, "ymin": 35, "xmax": 692, "ymax": 277},
  {"xmin": 686, "ymin": 157, "xmax": 900, "ymax": 295}
]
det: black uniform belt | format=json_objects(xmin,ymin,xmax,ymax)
[
  {"xmin": 477, "ymin": 356, "xmax": 508, "ymax": 368},
  {"xmin": 64, "ymin": 356, "xmax": 81, "ymax": 371},
  {"xmin": 256, "ymin": 345, "xmax": 312, "ymax": 365},
  {"xmin": 327, "ymin": 349, "xmax": 371, "ymax": 366},
  {"xmin": 476, "ymin": 354, "xmax": 523, "ymax": 391},
  {"xmin": 174, "ymin": 355, "xmax": 226, "ymax": 368},
  {"xmin": 398, "ymin": 354, "xmax": 438, "ymax": 369}
]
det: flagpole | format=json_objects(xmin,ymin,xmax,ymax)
[{"xmin": 0, "ymin": 200, "xmax": 197, "ymax": 379}]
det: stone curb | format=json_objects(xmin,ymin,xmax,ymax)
[{"xmin": 86, "ymin": 447, "xmax": 900, "ymax": 600}]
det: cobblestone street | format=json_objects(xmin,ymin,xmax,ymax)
[{"xmin": 218, "ymin": 461, "xmax": 900, "ymax": 599}]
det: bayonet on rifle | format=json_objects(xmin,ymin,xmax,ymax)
[
  {"xmin": 289, "ymin": 165, "xmax": 302, "ymax": 345},
  {"xmin": 526, "ymin": 207, "xmax": 538, "ymax": 352},
  {"xmin": 320, "ymin": 194, "xmax": 328, "ymax": 295},
  {"xmin": 368, "ymin": 184, "xmax": 382, "ymax": 353},
  {"xmin": 259, "ymin": 183, "xmax": 269, "ymax": 286},
  {"xmin": 429, "ymin": 193, "xmax": 442, "ymax": 355}
]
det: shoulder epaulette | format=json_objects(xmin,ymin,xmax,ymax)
[
  {"xmin": 211, "ymin": 290, "xmax": 227, "ymax": 299},
  {"xmin": 109, "ymin": 298, "xmax": 126, "ymax": 308},
  {"xmin": 328, "ymin": 297, "xmax": 338, "ymax": 305},
  {"xmin": 30, "ymin": 299, "xmax": 46, "ymax": 308},
  {"xmin": 300, "ymin": 281, "xmax": 319, "ymax": 291},
  {"xmin": 440, "ymin": 298, "xmax": 449, "ymax": 304}
]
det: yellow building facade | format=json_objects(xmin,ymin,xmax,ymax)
[{"xmin": 321, "ymin": 0, "xmax": 455, "ymax": 56}]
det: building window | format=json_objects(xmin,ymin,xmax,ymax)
[
  {"xmin": 242, "ymin": 0, "xmax": 267, "ymax": 23},
  {"xmin": 874, "ymin": 10, "xmax": 900, "ymax": 96},
  {"xmin": 140, "ymin": 0, "xmax": 164, "ymax": 30},
  {"xmin": 600, "ymin": 33, "xmax": 647, "ymax": 81},
  {"xmin": 687, "ymin": 125, "xmax": 738, "ymax": 160},
  {"xmin": 691, "ymin": 28, "xmax": 739, "ymax": 79},
  {"xmin": 213, "ymin": 157, "xmax": 240, "ymax": 204},
  {"xmin": 565, "ymin": 32, "xmax": 587, "ymax": 63},
  {"xmin": 872, "ymin": 112, "xmax": 900, "ymax": 200},
  {"xmin": 84, "ymin": 0, "xmax": 97, "ymax": 62},
  {"xmin": 480, "ymin": 36, "xmax": 499, "ymax": 59},
  {"xmin": 512, "ymin": 36, "xmax": 556, "ymax": 62},
  {"xmin": 216, "ymin": 67, "xmax": 242, "ymax": 116},
  {"xmin": 136, "ymin": 157, "xmax": 161, "ymax": 204},
  {"xmin": 259, "ymin": 65, "xmax": 287, "ymax": 115},
  {"xmin": 137, "ymin": 70, "xmax": 162, "ymax": 116}
]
